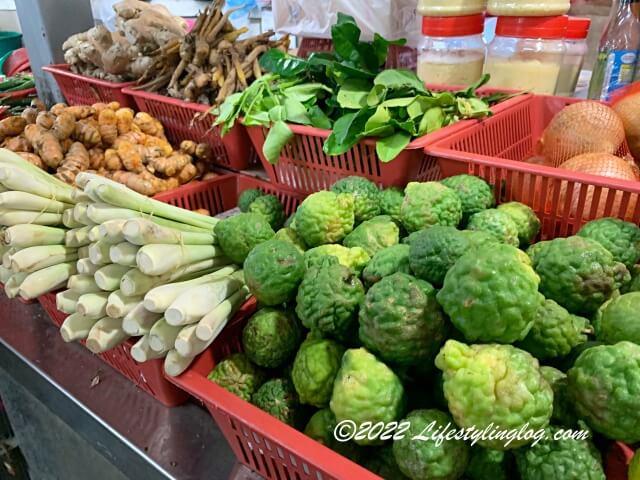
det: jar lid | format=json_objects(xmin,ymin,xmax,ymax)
[
  {"xmin": 495, "ymin": 15, "xmax": 568, "ymax": 39},
  {"xmin": 566, "ymin": 17, "xmax": 591, "ymax": 39},
  {"xmin": 422, "ymin": 14, "xmax": 485, "ymax": 37}
]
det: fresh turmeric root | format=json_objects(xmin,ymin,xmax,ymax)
[
  {"xmin": 104, "ymin": 149, "xmax": 123, "ymax": 170},
  {"xmin": 147, "ymin": 152, "xmax": 191, "ymax": 177},
  {"xmin": 16, "ymin": 152, "xmax": 45, "ymax": 170},
  {"xmin": 143, "ymin": 135, "xmax": 172, "ymax": 157},
  {"xmin": 49, "ymin": 103, "xmax": 67, "ymax": 116},
  {"xmin": 179, "ymin": 140, "xmax": 197, "ymax": 155},
  {"xmin": 116, "ymin": 141, "xmax": 144, "ymax": 172},
  {"xmin": 98, "ymin": 109, "xmax": 118, "ymax": 145},
  {"xmin": 0, "ymin": 116, "xmax": 27, "ymax": 140},
  {"xmin": 175, "ymin": 162, "xmax": 198, "ymax": 184},
  {"xmin": 52, "ymin": 112, "xmax": 76, "ymax": 140},
  {"xmin": 134, "ymin": 112, "xmax": 164, "ymax": 137},
  {"xmin": 55, "ymin": 142, "xmax": 90, "ymax": 184},
  {"xmin": 3, "ymin": 135, "xmax": 32, "ymax": 153},
  {"xmin": 74, "ymin": 121, "xmax": 101, "ymax": 146},
  {"xmin": 88, "ymin": 147, "xmax": 105, "ymax": 170},
  {"xmin": 35, "ymin": 111, "xmax": 55, "ymax": 130},
  {"xmin": 103, "ymin": 170, "xmax": 159, "ymax": 196},
  {"xmin": 116, "ymin": 108, "xmax": 135, "ymax": 135},
  {"xmin": 65, "ymin": 105, "xmax": 96, "ymax": 120},
  {"xmin": 21, "ymin": 107, "xmax": 39, "ymax": 124}
]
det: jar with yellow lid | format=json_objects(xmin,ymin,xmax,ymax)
[
  {"xmin": 487, "ymin": 0, "xmax": 570, "ymax": 16},
  {"xmin": 418, "ymin": 0, "xmax": 486, "ymax": 17},
  {"xmin": 484, "ymin": 16, "xmax": 568, "ymax": 94}
]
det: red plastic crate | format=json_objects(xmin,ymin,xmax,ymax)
[
  {"xmin": 247, "ymin": 90, "xmax": 529, "ymax": 194},
  {"xmin": 122, "ymin": 87, "xmax": 256, "ymax": 171},
  {"xmin": 42, "ymin": 64, "xmax": 136, "ymax": 108},
  {"xmin": 426, "ymin": 95, "xmax": 640, "ymax": 239},
  {"xmin": 606, "ymin": 442, "xmax": 636, "ymax": 479}
]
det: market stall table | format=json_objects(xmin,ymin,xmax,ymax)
[{"xmin": 0, "ymin": 292, "xmax": 261, "ymax": 480}]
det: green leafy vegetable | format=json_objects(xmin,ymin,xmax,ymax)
[{"xmin": 263, "ymin": 121, "xmax": 294, "ymax": 164}]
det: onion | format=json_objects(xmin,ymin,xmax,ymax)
[
  {"xmin": 542, "ymin": 102, "xmax": 626, "ymax": 167},
  {"xmin": 613, "ymin": 91, "xmax": 640, "ymax": 162}
]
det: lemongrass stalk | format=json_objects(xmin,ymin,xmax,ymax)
[
  {"xmin": 174, "ymin": 324, "xmax": 200, "ymax": 356},
  {"xmin": 0, "ymin": 185, "xmax": 6, "ymax": 193},
  {"xmin": 65, "ymin": 226, "xmax": 92, "ymax": 248},
  {"xmin": 85, "ymin": 317, "xmax": 129, "ymax": 353},
  {"xmin": 110, "ymin": 242, "xmax": 139, "ymax": 267},
  {"xmin": 72, "ymin": 203, "xmax": 92, "ymax": 225},
  {"xmin": 87, "ymin": 203, "xmax": 145, "ymax": 224},
  {"xmin": 81, "ymin": 180, "xmax": 104, "ymax": 203},
  {"xmin": 106, "ymin": 290, "xmax": 142, "ymax": 318},
  {"xmin": 67, "ymin": 274, "xmax": 102, "ymax": 293},
  {"xmin": 94, "ymin": 264, "xmax": 130, "ymax": 292},
  {"xmin": 63, "ymin": 209, "xmax": 83, "ymax": 229},
  {"xmin": 71, "ymin": 189, "xmax": 91, "ymax": 203},
  {"xmin": 196, "ymin": 286, "xmax": 250, "ymax": 341},
  {"xmin": 0, "ymin": 210, "xmax": 63, "ymax": 227},
  {"xmin": 4, "ymin": 225, "xmax": 66, "ymax": 247},
  {"xmin": 136, "ymin": 244, "xmax": 223, "ymax": 276},
  {"xmin": 130, "ymin": 335, "xmax": 167, "ymax": 363},
  {"xmin": 98, "ymin": 220, "xmax": 126, "ymax": 244},
  {"xmin": 0, "ymin": 265, "xmax": 11, "ymax": 283},
  {"xmin": 76, "ymin": 292, "xmax": 109, "ymax": 317},
  {"xmin": 148, "ymin": 318, "xmax": 182, "ymax": 353},
  {"xmin": 5, "ymin": 272, "xmax": 29, "ymax": 298},
  {"xmin": 77, "ymin": 258, "xmax": 99, "ymax": 275},
  {"xmin": 78, "ymin": 245, "xmax": 90, "ymax": 259},
  {"xmin": 0, "ymin": 165, "xmax": 73, "ymax": 204},
  {"xmin": 10, "ymin": 246, "xmax": 78, "ymax": 273},
  {"xmin": 165, "ymin": 276, "xmax": 244, "ymax": 326},
  {"xmin": 164, "ymin": 349, "xmax": 195, "ymax": 377},
  {"xmin": 60, "ymin": 313, "xmax": 102, "ymax": 342},
  {"xmin": 122, "ymin": 302, "xmax": 163, "ymax": 336},
  {"xmin": 0, "ymin": 149, "xmax": 72, "ymax": 191},
  {"xmin": 143, "ymin": 266, "xmax": 238, "ymax": 313},
  {"xmin": 88, "ymin": 226, "xmax": 101, "ymax": 242},
  {"xmin": 88, "ymin": 241, "xmax": 111, "ymax": 265},
  {"xmin": 0, "ymin": 191, "xmax": 72, "ymax": 214},
  {"xmin": 56, "ymin": 289, "xmax": 81, "ymax": 314},
  {"xmin": 18, "ymin": 262, "xmax": 77, "ymax": 299},
  {"xmin": 2, "ymin": 247, "xmax": 16, "ymax": 268},
  {"xmin": 123, "ymin": 218, "xmax": 215, "ymax": 246}
]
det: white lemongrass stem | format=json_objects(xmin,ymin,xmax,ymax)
[
  {"xmin": 5, "ymin": 272, "xmax": 29, "ymax": 298},
  {"xmin": 98, "ymin": 220, "xmax": 126, "ymax": 244},
  {"xmin": 65, "ymin": 226, "xmax": 92, "ymax": 247},
  {"xmin": 81, "ymin": 180, "xmax": 103, "ymax": 202},
  {"xmin": 122, "ymin": 302, "xmax": 163, "ymax": 336},
  {"xmin": 164, "ymin": 349, "xmax": 195, "ymax": 377},
  {"xmin": 106, "ymin": 290, "xmax": 142, "ymax": 318},
  {"xmin": 0, "ymin": 165, "xmax": 73, "ymax": 204},
  {"xmin": 148, "ymin": 318, "xmax": 182, "ymax": 353},
  {"xmin": 136, "ymin": 244, "xmax": 223, "ymax": 276},
  {"xmin": 0, "ymin": 191, "xmax": 72, "ymax": 213},
  {"xmin": 76, "ymin": 292, "xmax": 109, "ymax": 317},
  {"xmin": 88, "ymin": 241, "xmax": 111, "ymax": 265},
  {"xmin": 18, "ymin": 262, "xmax": 77, "ymax": 299},
  {"xmin": 72, "ymin": 203, "xmax": 92, "ymax": 225},
  {"xmin": 0, "ymin": 265, "xmax": 11, "ymax": 283},
  {"xmin": 63, "ymin": 209, "xmax": 83, "ymax": 229},
  {"xmin": 87, "ymin": 203, "xmax": 143, "ymax": 224},
  {"xmin": 77, "ymin": 258, "xmax": 100, "ymax": 275},
  {"xmin": 4, "ymin": 225, "xmax": 66, "ymax": 247},
  {"xmin": 123, "ymin": 218, "xmax": 215, "ymax": 246},
  {"xmin": 165, "ymin": 276, "xmax": 244, "ymax": 326},
  {"xmin": 0, "ymin": 185, "xmax": 6, "ymax": 193},
  {"xmin": 60, "ymin": 313, "xmax": 101, "ymax": 342},
  {"xmin": 1, "ymin": 247, "xmax": 16, "ymax": 268},
  {"xmin": 130, "ymin": 335, "xmax": 166, "ymax": 363},
  {"xmin": 56, "ymin": 290, "xmax": 81, "ymax": 314},
  {"xmin": 67, "ymin": 274, "xmax": 102, "ymax": 294},
  {"xmin": 94, "ymin": 264, "xmax": 130, "ymax": 291},
  {"xmin": 143, "ymin": 266, "xmax": 238, "ymax": 313},
  {"xmin": 10, "ymin": 246, "xmax": 78, "ymax": 273},
  {"xmin": 0, "ymin": 149, "xmax": 72, "ymax": 191},
  {"xmin": 88, "ymin": 226, "xmax": 101, "ymax": 242},
  {"xmin": 71, "ymin": 189, "xmax": 91, "ymax": 203},
  {"xmin": 85, "ymin": 317, "xmax": 129, "ymax": 353},
  {"xmin": 109, "ymin": 242, "xmax": 139, "ymax": 267},
  {"xmin": 77, "ymin": 245, "xmax": 90, "ymax": 259},
  {"xmin": 196, "ymin": 286, "xmax": 250, "ymax": 341},
  {"xmin": 0, "ymin": 210, "xmax": 63, "ymax": 227}
]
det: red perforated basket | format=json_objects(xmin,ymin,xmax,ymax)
[
  {"xmin": 426, "ymin": 95, "xmax": 640, "ymax": 239},
  {"xmin": 122, "ymin": 88, "xmax": 256, "ymax": 171},
  {"xmin": 42, "ymin": 64, "xmax": 136, "ymax": 108}
]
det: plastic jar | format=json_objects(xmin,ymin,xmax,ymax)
[
  {"xmin": 484, "ymin": 16, "xmax": 568, "ymax": 94},
  {"xmin": 418, "ymin": 0, "xmax": 486, "ymax": 17},
  {"xmin": 487, "ymin": 0, "xmax": 570, "ymax": 16},
  {"xmin": 418, "ymin": 15, "xmax": 486, "ymax": 86},
  {"xmin": 556, "ymin": 17, "xmax": 591, "ymax": 96}
]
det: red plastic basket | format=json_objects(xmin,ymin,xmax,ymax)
[
  {"xmin": 122, "ymin": 87, "xmax": 256, "ymax": 171},
  {"xmin": 247, "ymin": 90, "xmax": 529, "ymax": 193},
  {"xmin": 42, "ymin": 64, "xmax": 136, "ymax": 108},
  {"xmin": 426, "ymin": 94, "xmax": 640, "ymax": 239},
  {"xmin": 297, "ymin": 38, "xmax": 417, "ymax": 69},
  {"xmin": 606, "ymin": 442, "xmax": 636, "ymax": 479},
  {"xmin": 3, "ymin": 48, "xmax": 29, "ymax": 77}
]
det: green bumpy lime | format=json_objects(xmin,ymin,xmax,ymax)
[
  {"xmin": 441, "ymin": 174, "xmax": 495, "ymax": 222},
  {"xmin": 359, "ymin": 272, "xmax": 447, "ymax": 367},
  {"xmin": 252, "ymin": 378, "xmax": 299, "ymax": 427},
  {"xmin": 214, "ymin": 213, "xmax": 275, "ymax": 264},
  {"xmin": 303, "ymin": 409, "xmax": 363, "ymax": 463},
  {"xmin": 330, "ymin": 348, "xmax": 405, "ymax": 446},
  {"xmin": 330, "ymin": 176, "xmax": 381, "ymax": 224},
  {"xmin": 295, "ymin": 191, "xmax": 354, "ymax": 247},
  {"xmin": 528, "ymin": 236, "xmax": 630, "ymax": 316},
  {"xmin": 242, "ymin": 308, "xmax": 303, "ymax": 369},
  {"xmin": 393, "ymin": 409, "xmax": 469, "ymax": 480},
  {"xmin": 467, "ymin": 209, "xmax": 520, "ymax": 246},
  {"xmin": 465, "ymin": 447, "xmax": 513, "ymax": 480},
  {"xmin": 295, "ymin": 256, "xmax": 364, "ymax": 343},
  {"xmin": 409, "ymin": 226, "xmax": 470, "ymax": 287},
  {"xmin": 514, "ymin": 426, "xmax": 605, "ymax": 480},
  {"xmin": 400, "ymin": 182, "xmax": 463, "ymax": 233},
  {"xmin": 291, "ymin": 338, "xmax": 345, "ymax": 407},
  {"xmin": 539, "ymin": 366, "xmax": 579, "ymax": 428},
  {"xmin": 343, "ymin": 215, "xmax": 399, "ymax": 256},
  {"xmin": 238, "ymin": 188, "xmax": 264, "ymax": 212},
  {"xmin": 435, "ymin": 340, "xmax": 553, "ymax": 450},
  {"xmin": 594, "ymin": 292, "xmax": 640, "ymax": 344},
  {"xmin": 567, "ymin": 341, "xmax": 640, "ymax": 443},
  {"xmin": 274, "ymin": 227, "xmax": 307, "ymax": 253},
  {"xmin": 207, "ymin": 353, "xmax": 266, "ymax": 402},
  {"xmin": 380, "ymin": 187, "xmax": 405, "ymax": 224},
  {"xmin": 517, "ymin": 299, "xmax": 590, "ymax": 360},
  {"xmin": 248, "ymin": 194, "xmax": 286, "ymax": 230},
  {"xmin": 244, "ymin": 240, "xmax": 305, "ymax": 306},
  {"xmin": 362, "ymin": 244, "xmax": 411, "ymax": 288},
  {"xmin": 577, "ymin": 217, "xmax": 640, "ymax": 269},
  {"xmin": 437, "ymin": 244, "xmax": 543, "ymax": 343},
  {"xmin": 304, "ymin": 244, "xmax": 370, "ymax": 274},
  {"xmin": 497, "ymin": 202, "xmax": 541, "ymax": 246}
]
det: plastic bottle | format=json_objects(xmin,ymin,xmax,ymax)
[
  {"xmin": 588, "ymin": 0, "xmax": 640, "ymax": 101},
  {"xmin": 556, "ymin": 17, "xmax": 591, "ymax": 97}
]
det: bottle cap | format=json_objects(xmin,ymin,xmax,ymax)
[
  {"xmin": 422, "ymin": 14, "xmax": 485, "ymax": 37},
  {"xmin": 566, "ymin": 17, "xmax": 591, "ymax": 39},
  {"xmin": 495, "ymin": 15, "xmax": 568, "ymax": 39}
]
